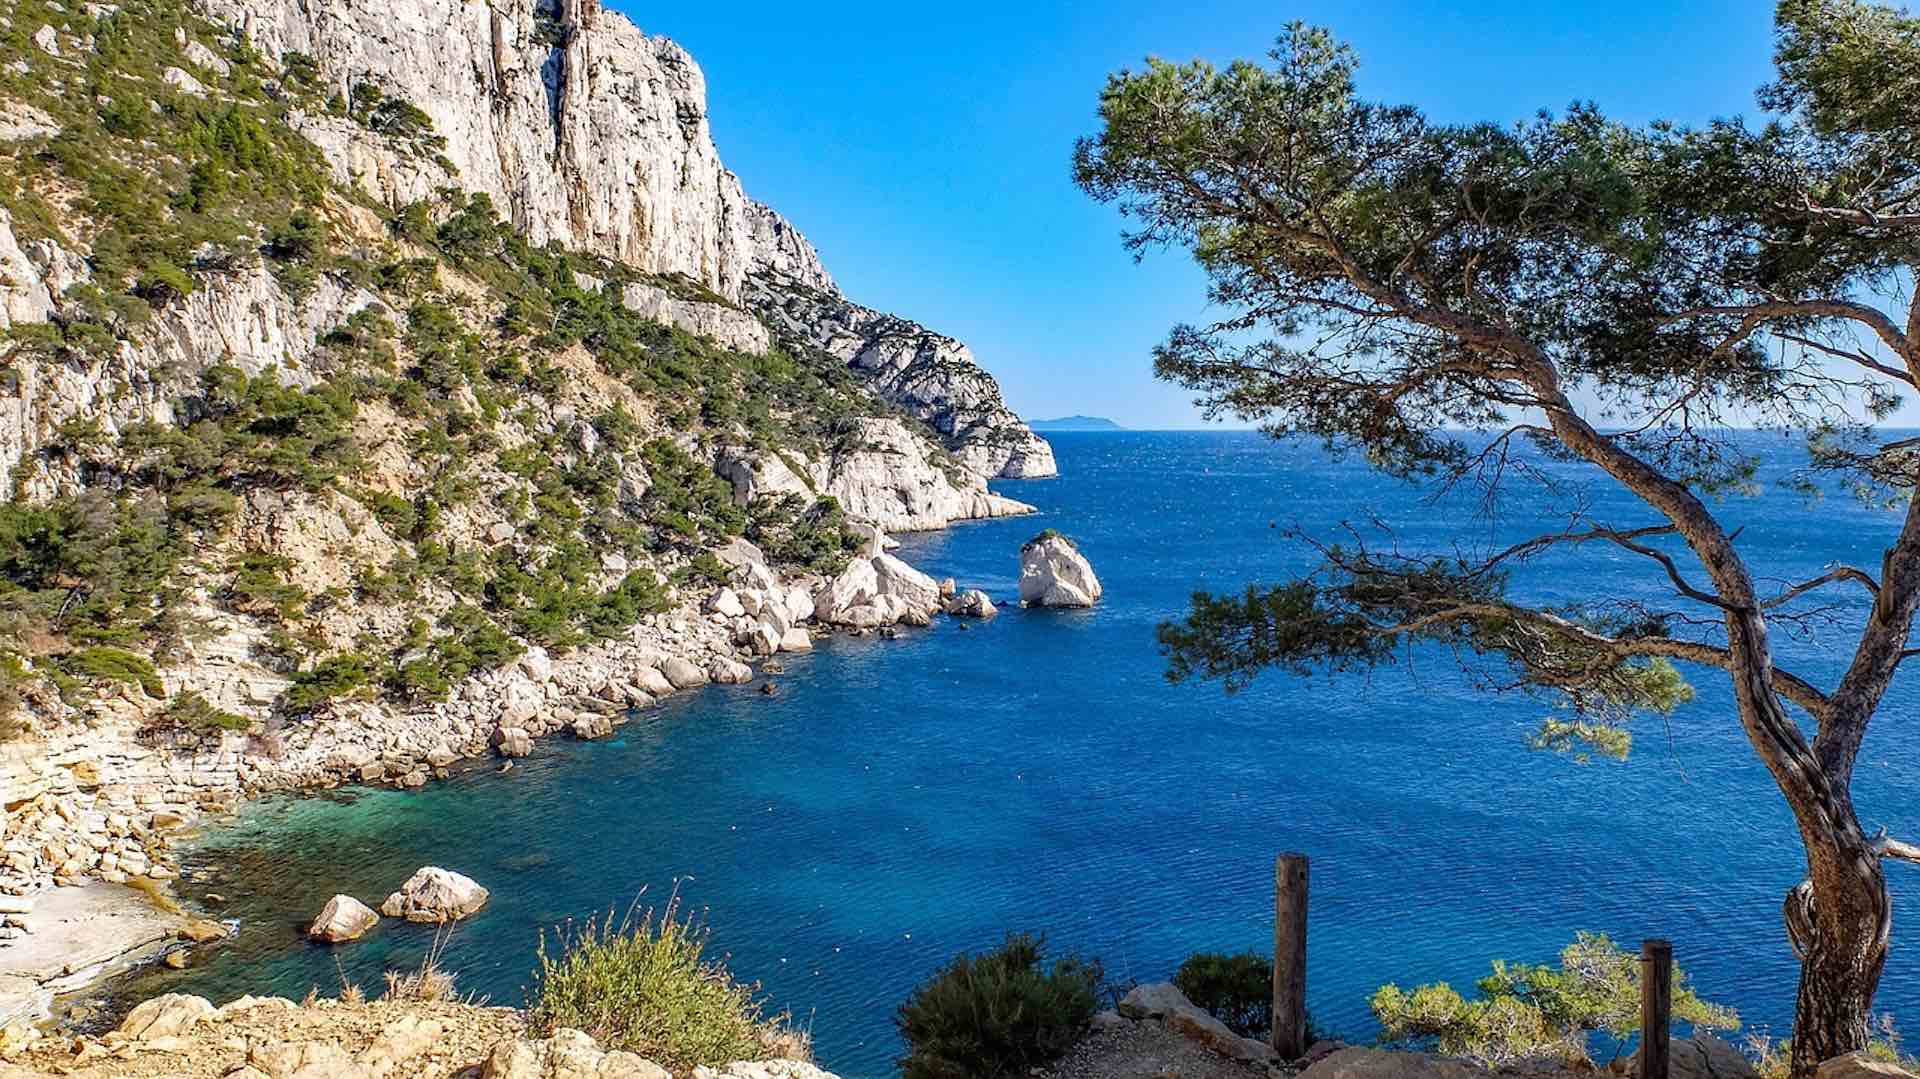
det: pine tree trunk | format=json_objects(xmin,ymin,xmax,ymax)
[{"xmin": 1786, "ymin": 840, "xmax": 1891, "ymax": 1079}]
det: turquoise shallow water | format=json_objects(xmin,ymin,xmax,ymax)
[{"xmin": 133, "ymin": 431, "xmax": 1919, "ymax": 1076}]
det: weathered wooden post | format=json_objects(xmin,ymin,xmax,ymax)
[
  {"xmin": 1273, "ymin": 853, "xmax": 1310, "ymax": 1060},
  {"xmin": 1640, "ymin": 938, "xmax": 1673, "ymax": 1079}
]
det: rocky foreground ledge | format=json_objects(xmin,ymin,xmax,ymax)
[{"xmin": 0, "ymin": 992, "xmax": 841, "ymax": 1078}]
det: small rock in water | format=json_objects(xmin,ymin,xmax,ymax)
[
  {"xmin": 758, "ymin": 681, "xmax": 778, "ymax": 696},
  {"xmin": 380, "ymin": 867, "xmax": 489, "ymax": 923},
  {"xmin": 308, "ymin": 894, "xmax": 379, "ymax": 942}
]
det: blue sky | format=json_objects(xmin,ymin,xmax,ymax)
[{"xmin": 615, "ymin": 2, "xmax": 1781, "ymax": 429}]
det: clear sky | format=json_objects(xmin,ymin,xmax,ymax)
[{"xmin": 611, "ymin": 2, "xmax": 1781, "ymax": 429}]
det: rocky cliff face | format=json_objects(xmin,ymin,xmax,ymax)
[
  {"xmin": 195, "ymin": 0, "xmax": 1052, "ymax": 476},
  {"xmin": 747, "ymin": 275, "xmax": 1057, "ymax": 480},
  {"xmin": 198, "ymin": 0, "xmax": 830, "ymax": 303}
]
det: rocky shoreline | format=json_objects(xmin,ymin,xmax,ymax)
[{"xmin": 0, "ymin": 524, "xmax": 1018, "ymax": 1026}]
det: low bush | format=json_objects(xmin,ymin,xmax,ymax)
[
  {"xmin": 64, "ymin": 646, "xmax": 165, "ymax": 698},
  {"xmin": 527, "ymin": 897, "xmax": 797, "ymax": 1073},
  {"xmin": 1370, "ymin": 932, "xmax": 1738, "ymax": 1066},
  {"xmin": 281, "ymin": 651, "xmax": 378, "ymax": 714},
  {"xmin": 896, "ymin": 933, "xmax": 1101, "ymax": 1079},
  {"xmin": 160, "ymin": 690, "xmax": 250, "ymax": 732},
  {"xmin": 1174, "ymin": 952, "xmax": 1272, "ymax": 1038}
]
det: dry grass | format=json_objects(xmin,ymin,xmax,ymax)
[
  {"xmin": 526, "ymin": 889, "xmax": 802, "ymax": 1073},
  {"xmin": 383, "ymin": 924, "xmax": 465, "ymax": 1003}
]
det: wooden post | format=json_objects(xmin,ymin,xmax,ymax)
[
  {"xmin": 1640, "ymin": 939, "xmax": 1672, "ymax": 1079},
  {"xmin": 1273, "ymin": 853, "xmax": 1310, "ymax": 1060}
]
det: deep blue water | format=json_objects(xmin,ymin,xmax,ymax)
[{"xmin": 136, "ymin": 431, "xmax": 1919, "ymax": 1076}]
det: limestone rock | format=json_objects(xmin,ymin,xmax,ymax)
[
  {"xmin": 1018, "ymin": 533, "xmax": 1102, "ymax": 608},
  {"xmin": 359, "ymin": 1016, "xmax": 445, "ymax": 1073},
  {"xmin": 518, "ymin": 648, "xmax": 553, "ymax": 682},
  {"xmin": 813, "ymin": 553, "xmax": 944, "ymax": 627},
  {"xmin": 778, "ymin": 628, "xmax": 813, "ymax": 652},
  {"xmin": 943, "ymin": 588, "xmax": 997, "ymax": 619},
  {"xmin": 1299, "ymin": 1048, "xmax": 1498, "ymax": 1079},
  {"xmin": 29, "ymin": 25, "xmax": 56, "ymax": 55},
  {"xmin": 0, "ymin": 102, "xmax": 57, "ymax": 142},
  {"xmin": 1117, "ymin": 982, "xmax": 1276, "ymax": 1065},
  {"xmin": 481, "ymin": 1028, "xmax": 671, "ymax": 1079},
  {"xmin": 571, "ymin": 715, "xmax": 613, "ymax": 740},
  {"xmin": 116, "ymin": 993, "xmax": 216, "ymax": 1040},
  {"xmin": 180, "ymin": 37, "xmax": 231, "ymax": 76},
  {"xmin": 162, "ymin": 66, "xmax": 208, "ymax": 95},
  {"xmin": 706, "ymin": 589, "xmax": 746, "ymax": 618},
  {"xmin": 745, "ymin": 277, "xmax": 1056, "ymax": 481},
  {"xmin": 708, "ymin": 658, "xmax": 753, "ymax": 685},
  {"xmin": 632, "ymin": 666, "xmax": 676, "ymax": 697},
  {"xmin": 491, "ymin": 726, "xmax": 532, "ymax": 758},
  {"xmin": 248, "ymin": 1039, "xmax": 354, "ymax": 1076},
  {"xmin": 621, "ymin": 282, "xmax": 770, "ymax": 355},
  {"xmin": 379, "ymin": 866, "xmax": 489, "ymax": 922},
  {"xmin": 1818, "ymin": 1052, "xmax": 1920, "ymax": 1079},
  {"xmin": 307, "ymin": 895, "xmax": 379, "ymax": 943},
  {"xmin": 660, "ymin": 657, "xmax": 708, "ymax": 689},
  {"xmin": 1615, "ymin": 1036, "xmax": 1759, "ymax": 1079},
  {"xmin": 721, "ymin": 419, "xmax": 1037, "ymax": 534}
]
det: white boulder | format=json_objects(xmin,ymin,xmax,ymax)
[
  {"xmin": 162, "ymin": 66, "xmax": 208, "ymax": 95},
  {"xmin": 117, "ymin": 994, "xmax": 216, "ymax": 1040},
  {"xmin": 1119, "ymin": 982, "xmax": 1275, "ymax": 1065},
  {"xmin": 307, "ymin": 894, "xmax": 379, "ymax": 942},
  {"xmin": 1018, "ymin": 532, "xmax": 1102, "ymax": 608},
  {"xmin": 660, "ymin": 657, "xmax": 709, "ymax": 689},
  {"xmin": 944, "ymin": 589, "xmax": 997, "ymax": 619},
  {"xmin": 380, "ymin": 867, "xmax": 490, "ymax": 923},
  {"xmin": 631, "ymin": 666, "xmax": 676, "ymax": 697}
]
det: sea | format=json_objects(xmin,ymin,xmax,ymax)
[{"xmin": 126, "ymin": 430, "xmax": 1920, "ymax": 1077}]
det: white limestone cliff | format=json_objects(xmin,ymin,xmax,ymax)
[
  {"xmin": 195, "ymin": 0, "xmax": 1052, "ymax": 477},
  {"xmin": 717, "ymin": 418, "xmax": 1035, "ymax": 534}
]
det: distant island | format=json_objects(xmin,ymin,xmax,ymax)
[{"xmin": 1029, "ymin": 415, "xmax": 1124, "ymax": 431}]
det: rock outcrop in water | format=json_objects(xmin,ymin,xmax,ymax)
[
  {"xmin": 381, "ymin": 868, "xmax": 490, "ymax": 923},
  {"xmin": 308, "ymin": 895, "xmax": 380, "ymax": 942},
  {"xmin": 1019, "ymin": 533, "xmax": 1103, "ymax": 608}
]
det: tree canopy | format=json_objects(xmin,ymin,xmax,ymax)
[{"xmin": 1074, "ymin": 3, "xmax": 1920, "ymax": 1073}]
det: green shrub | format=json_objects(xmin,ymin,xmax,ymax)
[
  {"xmin": 281, "ymin": 651, "xmax": 378, "ymax": 714},
  {"xmin": 1371, "ymin": 932, "xmax": 1738, "ymax": 1066},
  {"xmin": 1174, "ymin": 952, "xmax": 1272, "ymax": 1038},
  {"xmin": 225, "ymin": 552, "xmax": 308, "ymax": 621},
  {"xmin": 747, "ymin": 494, "xmax": 860, "ymax": 574},
  {"xmin": 527, "ymin": 898, "xmax": 797, "ymax": 1073},
  {"xmin": 1022, "ymin": 528, "xmax": 1074, "ymax": 551},
  {"xmin": 133, "ymin": 260, "xmax": 195, "ymax": 305},
  {"xmin": 63, "ymin": 646, "xmax": 164, "ymax": 698},
  {"xmin": 896, "ymin": 933, "xmax": 1101, "ymax": 1079},
  {"xmin": 161, "ymin": 690, "xmax": 250, "ymax": 732}
]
